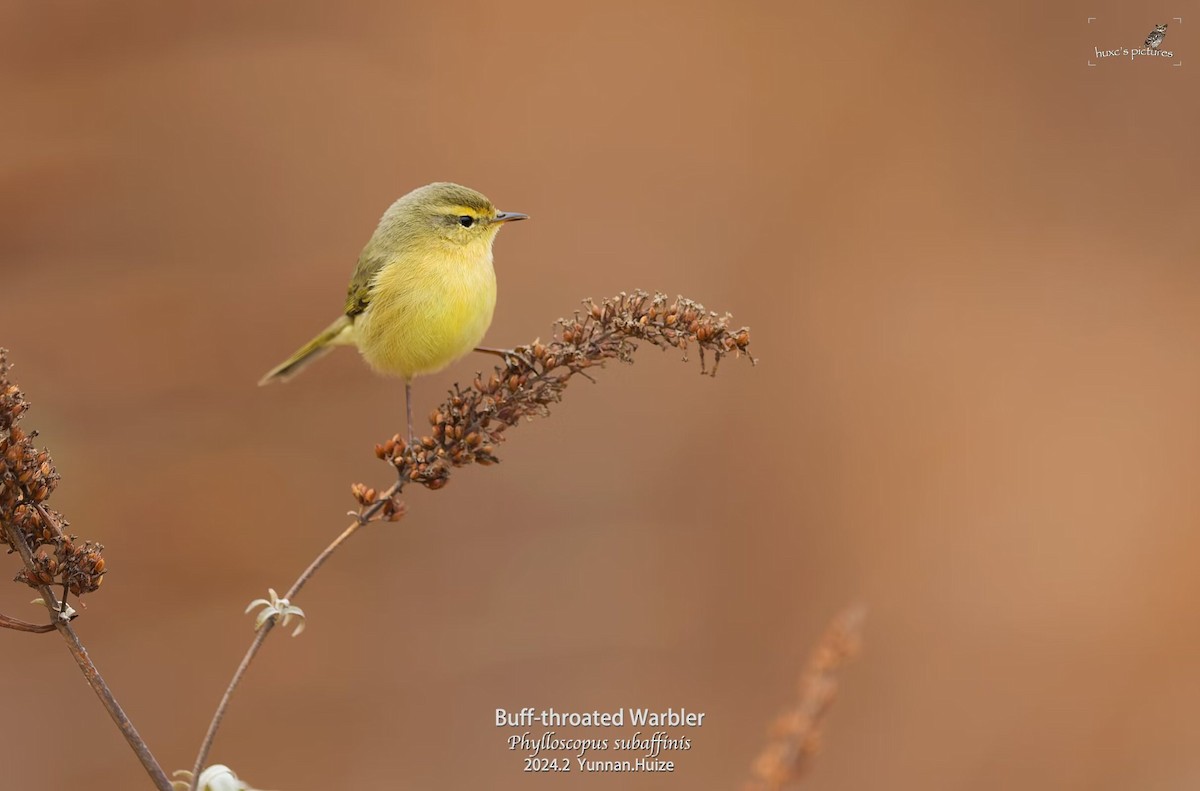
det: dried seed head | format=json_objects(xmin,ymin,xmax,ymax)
[
  {"xmin": 741, "ymin": 607, "xmax": 864, "ymax": 791},
  {"xmin": 1, "ymin": 348, "xmax": 107, "ymax": 599},
  {"xmin": 373, "ymin": 293, "xmax": 752, "ymax": 500}
]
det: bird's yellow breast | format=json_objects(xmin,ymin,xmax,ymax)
[{"xmin": 352, "ymin": 242, "xmax": 497, "ymax": 380}]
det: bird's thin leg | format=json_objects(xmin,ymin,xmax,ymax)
[{"xmin": 405, "ymin": 380, "xmax": 414, "ymax": 446}]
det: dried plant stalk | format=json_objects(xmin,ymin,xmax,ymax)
[
  {"xmin": 192, "ymin": 291, "xmax": 754, "ymax": 788},
  {"xmin": 372, "ymin": 290, "xmax": 754, "ymax": 490},
  {"xmin": 741, "ymin": 606, "xmax": 866, "ymax": 791}
]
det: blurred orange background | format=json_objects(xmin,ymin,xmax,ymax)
[{"xmin": 3, "ymin": 1, "xmax": 1199, "ymax": 789}]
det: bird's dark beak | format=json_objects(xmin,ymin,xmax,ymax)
[{"xmin": 493, "ymin": 211, "xmax": 529, "ymax": 224}]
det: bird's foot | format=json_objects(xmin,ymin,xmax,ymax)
[{"xmin": 474, "ymin": 345, "xmax": 538, "ymax": 372}]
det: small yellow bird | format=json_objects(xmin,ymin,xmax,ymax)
[{"xmin": 259, "ymin": 182, "xmax": 528, "ymax": 439}]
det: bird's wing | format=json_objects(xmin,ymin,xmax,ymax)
[{"xmin": 344, "ymin": 249, "xmax": 389, "ymax": 317}]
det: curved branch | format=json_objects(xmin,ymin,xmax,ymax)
[
  {"xmin": 188, "ymin": 486, "xmax": 399, "ymax": 789},
  {"xmin": 0, "ymin": 518, "xmax": 173, "ymax": 791}
]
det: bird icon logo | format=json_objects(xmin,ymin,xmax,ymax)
[{"xmin": 1145, "ymin": 23, "xmax": 1168, "ymax": 50}]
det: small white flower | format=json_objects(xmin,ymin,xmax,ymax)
[
  {"xmin": 245, "ymin": 588, "xmax": 306, "ymax": 637},
  {"xmin": 172, "ymin": 765, "xmax": 274, "ymax": 791},
  {"xmin": 30, "ymin": 597, "xmax": 76, "ymax": 621}
]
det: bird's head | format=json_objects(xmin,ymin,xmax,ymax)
[{"xmin": 384, "ymin": 182, "xmax": 528, "ymax": 252}]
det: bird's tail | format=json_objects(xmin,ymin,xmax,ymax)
[{"xmin": 258, "ymin": 315, "xmax": 354, "ymax": 385}]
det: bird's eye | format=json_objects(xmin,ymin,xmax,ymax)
[{"xmin": 458, "ymin": 215, "xmax": 475, "ymax": 228}]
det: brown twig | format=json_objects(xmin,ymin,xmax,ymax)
[
  {"xmin": 0, "ymin": 610, "xmax": 55, "ymax": 632},
  {"xmin": 188, "ymin": 486, "xmax": 401, "ymax": 787},
  {"xmin": 741, "ymin": 606, "xmax": 866, "ymax": 790},
  {"xmin": 1, "ymin": 517, "xmax": 173, "ymax": 790},
  {"xmin": 0, "ymin": 612, "xmax": 55, "ymax": 628},
  {"xmin": 191, "ymin": 291, "xmax": 753, "ymax": 786}
]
